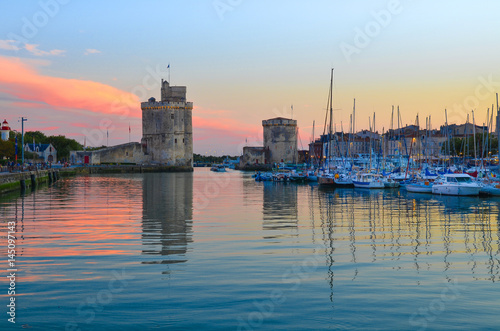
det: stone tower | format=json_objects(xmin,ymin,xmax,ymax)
[
  {"xmin": 141, "ymin": 80, "xmax": 193, "ymax": 166},
  {"xmin": 262, "ymin": 117, "xmax": 297, "ymax": 164}
]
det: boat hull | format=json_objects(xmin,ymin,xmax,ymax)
[
  {"xmin": 406, "ymin": 184, "xmax": 432, "ymax": 193},
  {"xmin": 431, "ymin": 185, "xmax": 480, "ymax": 196},
  {"xmin": 479, "ymin": 185, "xmax": 500, "ymax": 196},
  {"xmin": 318, "ymin": 176, "xmax": 336, "ymax": 186},
  {"xmin": 352, "ymin": 181, "xmax": 384, "ymax": 189}
]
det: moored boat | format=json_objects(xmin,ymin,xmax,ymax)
[
  {"xmin": 318, "ymin": 172, "xmax": 336, "ymax": 186},
  {"xmin": 479, "ymin": 181, "xmax": 500, "ymax": 196},
  {"xmin": 406, "ymin": 181, "xmax": 432, "ymax": 193},
  {"xmin": 352, "ymin": 173, "xmax": 384, "ymax": 189},
  {"xmin": 210, "ymin": 164, "xmax": 226, "ymax": 172},
  {"xmin": 431, "ymin": 174, "xmax": 480, "ymax": 196}
]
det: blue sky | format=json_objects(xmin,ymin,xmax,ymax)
[{"xmin": 1, "ymin": 0, "xmax": 500, "ymax": 154}]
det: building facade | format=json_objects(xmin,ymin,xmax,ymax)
[
  {"xmin": 239, "ymin": 117, "xmax": 298, "ymax": 169},
  {"xmin": 141, "ymin": 80, "xmax": 193, "ymax": 166},
  {"xmin": 262, "ymin": 117, "xmax": 298, "ymax": 164},
  {"xmin": 71, "ymin": 79, "xmax": 193, "ymax": 167},
  {"xmin": 24, "ymin": 143, "xmax": 57, "ymax": 163}
]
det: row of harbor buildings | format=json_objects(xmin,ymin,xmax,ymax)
[{"xmin": 239, "ymin": 119, "xmax": 491, "ymax": 169}]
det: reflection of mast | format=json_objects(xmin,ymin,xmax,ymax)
[{"xmin": 318, "ymin": 189, "xmax": 336, "ymax": 303}]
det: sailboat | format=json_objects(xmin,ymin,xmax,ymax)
[{"xmin": 318, "ymin": 68, "xmax": 337, "ymax": 186}]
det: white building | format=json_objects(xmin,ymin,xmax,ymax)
[{"xmin": 24, "ymin": 143, "xmax": 57, "ymax": 163}]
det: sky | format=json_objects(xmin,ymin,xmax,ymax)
[{"xmin": 1, "ymin": 0, "xmax": 500, "ymax": 155}]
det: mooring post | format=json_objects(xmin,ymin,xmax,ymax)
[{"xmin": 30, "ymin": 173, "xmax": 36, "ymax": 188}]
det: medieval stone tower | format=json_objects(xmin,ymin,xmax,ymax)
[
  {"xmin": 262, "ymin": 117, "xmax": 297, "ymax": 164},
  {"xmin": 141, "ymin": 80, "xmax": 193, "ymax": 166}
]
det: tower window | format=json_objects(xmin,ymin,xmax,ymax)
[
  {"xmin": 175, "ymin": 138, "xmax": 177, "ymax": 143},
  {"xmin": 171, "ymin": 114, "xmax": 174, "ymax": 119},
  {"xmin": 183, "ymin": 138, "xmax": 185, "ymax": 143}
]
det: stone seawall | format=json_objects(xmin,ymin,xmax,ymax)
[{"xmin": 0, "ymin": 169, "xmax": 65, "ymax": 195}]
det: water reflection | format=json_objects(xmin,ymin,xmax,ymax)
[
  {"xmin": 141, "ymin": 173, "xmax": 193, "ymax": 268},
  {"xmin": 262, "ymin": 182, "xmax": 298, "ymax": 239},
  {"xmin": 314, "ymin": 188, "xmax": 500, "ymax": 285}
]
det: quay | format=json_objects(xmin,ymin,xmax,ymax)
[
  {"xmin": 0, "ymin": 169, "xmax": 65, "ymax": 195},
  {"xmin": 0, "ymin": 165, "xmax": 193, "ymax": 195}
]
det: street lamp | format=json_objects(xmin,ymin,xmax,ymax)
[{"xmin": 19, "ymin": 117, "xmax": 27, "ymax": 166}]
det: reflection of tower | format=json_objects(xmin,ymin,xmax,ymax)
[
  {"xmin": 142, "ymin": 173, "xmax": 193, "ymax": 266},
  {"xmin": 262, "ymin": 183, "xmax": 298, "ymax": 238}
]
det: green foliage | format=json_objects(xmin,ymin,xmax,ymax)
[
  {"xmin": 0, "ymin": 140, "xmax": 15, "ymax": 160},
  {"xmin": 441, "ymin": 133, "xmax": 498, "ymax": 156},
  {"xmin": 193, "ymin": 153, "xmax": 237, "ymax": 164},
  {"xmin": 5, "ymin": 131, "xmax": 83, "ymax": 162},
  {"xmin": 47, "ymin": 135, "xmax": 83, "ymax": 161}
]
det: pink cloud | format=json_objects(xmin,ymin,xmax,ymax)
[
  {"xmin": 11, "ymin": 101, "xmax": 47, "ymax": 109},
  {"xmin": 24, "ymin": 44, "xmax": 66, "ymax": 57},
  {"xmin": 29, "ymin": 126, "xmax": 60, "ymax": 131},
  {"xmin": 0, "ymin": 56, "xmax": 140, "ymax": 118},
  {"xmin": 71, "ymin": 122, "xmax": 90, "ymax": 128},
  {"xmin": 193, "ymin": 116, "xmax": 260, "ymax": 139}
]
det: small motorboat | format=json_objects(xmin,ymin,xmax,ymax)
[
  {"xmin": 406, "ymin": 180, "xmax": 432, "ymax": 193},
  {"xmin": 210, "ymin": 164, "xmax": 226, "ymax": 172},
  {"xmin": 352, "ymin": 173, "xmax": 384, "ymax": 189},
  {"xmin": 431, "ymin": 174, "xmax": 480, "ymax": 196}
]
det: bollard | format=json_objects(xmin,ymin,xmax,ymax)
[
  {"xmin": 48, "ymin": 171, "xmax": 53, "ymax": 183},
  {"xmin": 30, "ymin": 174, "xmax": 37, "ymax": 188},
  {"xmin": 20, "ymin": 179, "xmax": 26, "ymax": 192},
  {"xmin": 52, "ymin": 171, "xmax": 57, "ymax": 182}
]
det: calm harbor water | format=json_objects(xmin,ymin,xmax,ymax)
[{"xmin": 1, "ymin": 168, "xmax": 499, "ymax": 330}]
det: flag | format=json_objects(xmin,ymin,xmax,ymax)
[
  {"xmin": 129, "ymin": 123, "xmax": 131, "ymax": 133},
  {"xmin": 167, "ymin": 64, "xmax": 170, "ymax": 69},
  {"xmin": 33, "ymin": 137, "xmax": 35, "ymax": 151},
  {"xmin": 15, "ymin": 136, "xmax": 18, "ymax": 161},
  {"xmin": 107, "ymin": 129, "xmax": 109, "ymax": 138}
]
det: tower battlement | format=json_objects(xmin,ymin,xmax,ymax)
[{"xmin": 140, "ymin": 80, "xmax": 193, "ymax": 166}]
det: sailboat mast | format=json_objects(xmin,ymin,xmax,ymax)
[
  {"xmin": 353, "ymin": 98, "xmax": 356, "ymax": 135},
  {"xmin": 328, "ymin": 68, "xmax": 334, "ymax": 169},
  {"xmin": 472, "ymin": 110, "xmax": 477, "ymax": 168}
]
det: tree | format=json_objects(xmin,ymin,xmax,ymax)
[
  {"xmin": 47, "ymin": 135, "xmax": 83, "ymax": 161},
  {"xmin": 0, "ymin": 140, "xmax": 15, "ymax": 159}
]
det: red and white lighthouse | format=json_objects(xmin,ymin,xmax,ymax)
[{"xmin": 0, "ymin": 119, "xmax": 10, "ymax": 141}]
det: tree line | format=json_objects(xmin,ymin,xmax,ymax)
[
  {"xmin": 0, "ymin": 131, "xmax": 83, "ymax": 164},
  {"xmin": 441, "ymin": 133, "xmax": 498, "ymax": 157}
]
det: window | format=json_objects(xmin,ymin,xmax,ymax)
[
  {"xmin": 171, "ymin": 113, "xmax": 174, "ymax": 119},
  {"xmin": 175, "ymin": 138, "xmax": 177, "ymax": 144}
]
